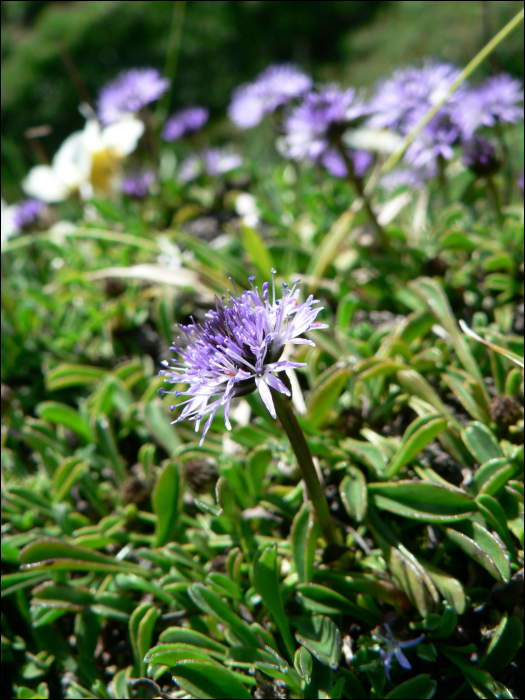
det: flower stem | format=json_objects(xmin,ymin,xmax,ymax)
[
  {"xmin": 338, "ymin": 147, "xmax": 387, "ymax": 244},
  {"xmin": 486, "ymin": 175, "xmax": 503, "ymax": 225},
  {"xmin": 271, "ymin": 388, "xmax": 339, "ymax": 545}
]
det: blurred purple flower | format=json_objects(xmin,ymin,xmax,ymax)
[
  {"xmin": 320, "ymin": 148, "xmax": 373, "ymax": 179},
  {"xmin": 380, "ymin": 166, "xmax": 434, "ymax": 192},
  {"xmin": 203, "ymin": 148, "xmax": 242, "ymax": 176},
  {"xmin": 458, "ymin": 73, "xmax": 524, "ymax": 137},
  {"xmin": 518, "ymin": 169, "xmax": 524, "ymax": 195},
  {"xmin": 13, "ymin": 199, "xmax": 44, "ymax": 229},
  {"xmin": 462, "ymin": 136, "xmax": 500, "ymax": 177},
  {"xmin": 229, "ymin": 64, "xmax": 312, "ymax": 129},
  {"xmin": 284, "ymin": 85, "xmax": 370, "ymax": 175},
  {"xmin": 368, "ymin": 62, "xmax": 469, "ymax": 171},
  {"xmin": 376, "ymin": 624, "xmax": 425, "ymax": 681},
  {"xmin": 121, "ymin": 171, "xmax": 155, "ymax": 198},
  {"xmin": 178, "ymin": 148, "xmax": 242, "ymax": 183},
  {"xmin": 162, "ymin": 106, "xmax": 210, "ymax": 141},
  {"xmin": 368, "ymin": 62, "xmax": 465, "ymax": 132},
  {"xmin": 158, "ymin": 273, "xmax": 327, "ymax": 443},
  {"xmin": 98, "ymin": 68, "xmax": 170, "ymax": 125}
]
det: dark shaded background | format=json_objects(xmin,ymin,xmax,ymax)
[{"xmin": 2, "ymin": 0, "xmax": 524, "ymax": 199}]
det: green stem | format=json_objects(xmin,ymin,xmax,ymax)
[
  {"xmin": 339, "ymin": 147, "xmax": 386, "ymax": 244},
  {"xmin": 486, "ymin": 175, "xmax": 503, "ymax": 225},
  {"xmin": 271, "ymin": 388, "xmax": 339, "ymax": 545},
  {"xmin": 156, "ymin": 0, "xmax": 186, "ymax": 121}
]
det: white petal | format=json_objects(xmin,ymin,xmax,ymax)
[
  {"xmin": 1, "ymin": 204, "xmax": 19, "ymax": 244},
  {"xmin": 53, "ymin": 130, "xmax": 91, "ymax": 186},
  {"xmin": 102, "ymin": 118, "xmax": 144, "ymax": 156},
  {"xmin": 22, "ymin": 166, "xmax": 70, "ymax": 203},
  {"xmin": 256, "ymin": 377, "xmax": 276, "ymax": 419}
]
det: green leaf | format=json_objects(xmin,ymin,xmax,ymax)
[
  {"xmin": 409, "ymin": 278, "xmax": 489, "ymax": 405},
  {"xmin": 114, "ymin": 573, "xmax": 173, "ymax": 605},
  {"xmin": 462, "ymin": 422, "xmax": 503, "ymax": 463},
  {"xmin": 45, "ymin": 364, "xmax": 107, "ymax": 391},
  {"xmin": 36, "ymin": 402, "xmax": 94, "ymax": 442},
  {"xmin": 206, "ymin": 572, "xmax": 243, "ymax": 600},
  {"xmin": 295, "ymin": 615, "xmax": 341, "ymax": 670},
  {"xmin": 421, "ymin": 562, "xmax": 466, "ymax": 615},
  {"xmin": 189, "ymin": 584, "xmax": 261, "ymax": 648},
  {"xmin": 429, "ymin": 604, "xmax": 457, "ymax": 639},
  {"xmin": 171, "ymin": 659, "xmax": 252, "ymax": 699},
  {"xmin": 130, "ymin": 603, "xmax": 159, "ymax": 676},
  {"xmin": 472, "ymin": 457, "xmax": 509, "ymax": 493},
  {"xmin": 480, "ymin": 613, "xmax": 523, "ymax": 674},
  {"xmin": 246, "ymin": 446, "xmax": 272, "ymax": 501},
  {"xmin": 93, "ymin": 414, "xmax": 126, "ymax": 484},
  {"xmin": 368, "ymin": 481, "xmax": 475, "ymax": 522},
  {"xmin": 291, "ymin": 504, "xmax": 318, "ymax": 583},
  {"xmin": 19, "ymin": 539, "xmax": 146, "ymax": 575},
  {"xmin": 153, "ymin": 462, "xmax": 180, "ymax": 547},
  {"xmin": 341, "ymin": 438, "xmax": 386, "ymax": 476},
  {"xmin": 446, "ymin": 522, "xmax": 510, "ymax": 583},
  {"xmin": 53, "ymin": 457, "xmax": 87, "ymax": 503},
  {"xmin": 339, "ymin": 467, "xmax": 367, "ymax": 522},
  {"xmin": 385, "ymin": 416, "xmax": 447, "ymax": 478},
  {"xmin": 476, "ymin": 494, "xmax": 517, "ymax": 561},
  {"xmin": 144, "ymin": 643, "xmax": 216, "ymax": 666},
  {"xmin": 306, "ymin": 368, "xmax": 352, "ymax": 428},
  {"xmin": 240, "ymin": 223, "xmax": 273, "ymax": 280},
  {"xmin": 144, "ymin": 398, "xmax": 181, "ymax": 454},
  {"xmin": 225, "ymin": 647, "xmax": 278, "ymax": 667},
  {"xmin": 442, "ymin": 370, "xmax": 490, "ymax": 423},
  {"xmin": 296, "ymin": 583, "xmax": 377, "ymax": 625},
  {"xmin": 294, "ymin": 646, "xmax": 313, "ymax": 683},
  {"xmin": 253, "ymin": 543, "xmax": 295, "ymax": 661},
  {"xmin": 478, "ymin": 462, "xmax": 519, "ymax": 497},
  {"xmin": 386, "ymin": 546, "xmax": 439, "ymax": 618},
  {"xmin": 159, "ymin": 628, "xmax": 227, "ymax": 657},
  {"xmin": 384, "ymin": 674, "xmax": 437, "ymax": 699}
]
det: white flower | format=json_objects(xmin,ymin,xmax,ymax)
[
  {"xmin": 1, "ymin": 199, "xmax": 19, "ymax": 246},
  {"xmin": 22, "ymin": 117, "xmax": 144, "ymax": 202}
]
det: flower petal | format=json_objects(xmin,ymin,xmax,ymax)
[{"xmin": 256, "ymin": 377, "xmax": 276, "ymax": 419}]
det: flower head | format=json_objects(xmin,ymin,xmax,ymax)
[
  {"xmin": 462, "ymin": 136, "xmax": 500, "ymax": 178},
  {"xmin": 459, "ymin": 73, "xmax": 524, "ymax": 137},
  {"xmin": 229, "ymin": 63, "xmax": 312, "ymax": 129},
  {"xmin": 368, "ymin": 62, "xmax": 468, "ymax": 170},
  {"xmin": 158, "ymin": 272, "xmax": 328, "ymax": 444},
  {"xmin": 121, "ymin": 170, "xmax": 155, "ymax": 198},
  {"xmin": 22, "ymin": 116, "xmax": 144, "ymax": 202},
  {"xmin": 162, "ymin": 106, "xmax": 210, "ymax": 141},
  {"xmin": 97, "ymin": 68, "xmax": 169, "ymax": 125},
  {"xmin": 375, "ymin": 624, "xmax": 425, "ymax": 681},
  {"xmin": 283, "ymin": 84, "xmax": 371, "ymax": 176}
]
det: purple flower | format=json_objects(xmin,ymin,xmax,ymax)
[
  {"xmin": 229, "ymin": 64, "xmax": 312, "ymax": 129},
  {"xmin": 284, "ymin": 85, "xmax": 370, "ymax": 176},
  {"xmin": 462, "ymin": 136, "xmax": 500, "ymax": 177},
  {"xmin": 458, "ymin": 73, "xmax": 524, "ymax": 137},
  {"xmin": 12, "ymin": 199, "xmax": 44, "ymax": 229},
  {"xmin": 376, "ymin": 624, "xmax": 425, "ymax": 681},
  {"xmin": 368, "ymin": 62, "xmax": 468, "ymax": 170},
  {"xmin": 162, "ymin": 106, "xmax": 210, "ymax": 141},
  {"xmin": 203, "ymin": 148, "xmax": 242, "ymax": 176},
  {"xmin": 97, "ymin": 68, "xmax": 170, "ymax": 125},
  {"xmin": 379, "ymin": 166, "xmax": 435, "ymax": 192},
  {"xmin": 121, "ymin": 171, "xmax": 155, "ymax": 198},
  {"xmin": 519, "ymin": 169, "xmax": 524, "ymax": 195},
  {"xmin": 368, "ymin": 62, "xmax": 465, "ymax": 132},
  {"xmin": 178, "ymin": 148, "xmax": 242, "ymax": 183},
  {"xmin": 158, "ymin": 272, "xmax": 328, "ymax": 444}
]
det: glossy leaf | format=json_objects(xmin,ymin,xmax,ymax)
[
  {"xmin": 159, "ymin": 628, "xmax": 227, "ymax": 656},
  {"xmin": 36, "ymin": 402, "xmax": 94, "ymax": 442},
  {"xmin": 45, "ymin": 364, "xmax": 107, "ymax": 391},
  {"xmin": 253, "ymin": 543, "xmax": 295, "ymax": 660},
  {"xmin": 297, "ymin": 583, "xmax": 377, "ymax": 624},
  {"xmin": 368, "ymin": 481, "xmax": 475, "ymax": 522},
  {"xmin": 480, "ymin": 613, "xmax": 523, "ymax": 674},
  {"xmin": 462, "ymin": 422, "xmax": 503, "ymax": 463},
  {"xmin": 144, "ymin": 398, "xmax": 181, "ymax": 454},
  {"xmin": 339, "ymin": 467, "xmax": 367, "ymax": 522},
  {"xmin": 153, "ymin": 462, "xmax": 180, "ymax": 547},
  {"xmin": 291, "ymin": 504, "xmax": 318, "ymax": 583},
  {"xmin": 171, "ymin": 659, "xmax": 252, "ymax": 699},
  {"xmin": 240, "ymin": 223, "xmax": 273, "ymax": 280},
  {"xmin": 446, "ymin": 522, "xmax": 510, "ymax": 582},
  {"xmin": 295, "ymin": 615, "xmax": 342, "ymax": 670},
  {"xmin": 385, "ymin": 416, "xmax": 447, "ymax": 478},
  {"xmin": 306, "ymin": 367, "xmax": 352, "ymax": 428}
]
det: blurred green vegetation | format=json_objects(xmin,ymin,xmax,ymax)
[{"xmin": 2, "ymin": 0, "xmax": 524, "ymax": 200}]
